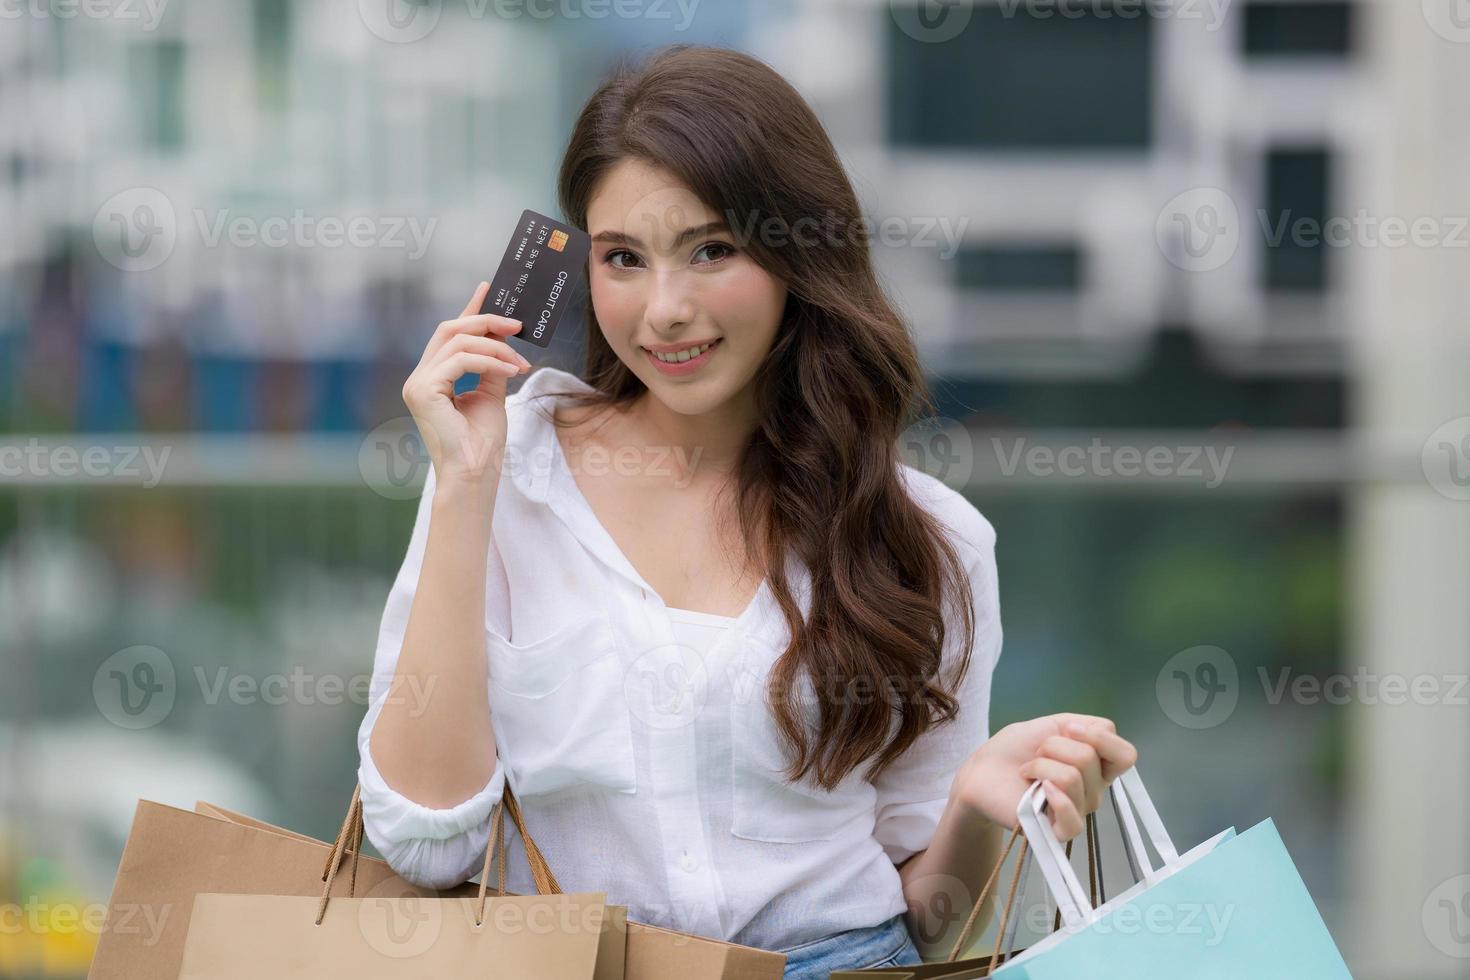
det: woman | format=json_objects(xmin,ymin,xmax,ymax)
[{"xmin": 358, "ymin": 44, "xmax": 1136, "ymax": 977}]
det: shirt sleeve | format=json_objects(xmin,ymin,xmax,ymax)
[
  {"xmin": 355, "ymin": 462, "xmax": 507, "ymax": 891},
  {"xmin": 871, "ymin": 507, "xmax": 1002, "ymax": 867}
]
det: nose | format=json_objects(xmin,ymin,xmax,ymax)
[{"xmin": 642, "ymin": 266, "xmax": 697, "ymax": 336}]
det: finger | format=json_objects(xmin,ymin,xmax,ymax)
[
  {"xmin": 431, "ymin": 333, "xmax": 531, "ymax": 371},
  {"xmin": 1021, "ymin": 757, "xmax": 1088, "ymax": 821},
  {"xmin": 459, "ymin": 281, "xmax": 490, "ymax": 318},
  {"xmin": 1034, "ymin": 735, "xmax": 1104, "ymax": 811},
  {"xmin": 1064, "ymin": 721, "xmax": 1138, "ymax": 782},
  {"xmin": 1040, "ymin": 779, "xmax": 1085, "ymax": 842},
  {"xmin": 423, "ymin": 313, "xmax": 525, "ymax": 364},
  {"xmin": 1052, "ymin": 712, "xmax": 1114, "ymax": 735},
  {"xmin": 422, "ymin": 289, "xmax": 523, "ymax": 363},
  {"xmin": 428, "ymin": 351, "xmax": 522, "ymax": 389}
]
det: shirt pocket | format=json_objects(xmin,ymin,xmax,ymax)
[
  {"xmin": 486, "ymin": 614, "xmax": 636, "ymax": 799},
  {"xmin": 727, "ymin": 634, "xmax": 868, "ymax": 844}
]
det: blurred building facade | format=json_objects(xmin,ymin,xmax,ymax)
[{"xmin": 2, "ymin": 2, "xmax": 1467, "ymax": 977}]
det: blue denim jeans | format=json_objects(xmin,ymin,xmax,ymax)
[{"xmin": 778, "ymin": 913, "xmax": 923, "ymax": 978}]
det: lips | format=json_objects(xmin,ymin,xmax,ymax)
[
  {"xmin": 642, "ymin": 338, "xmax": 721, "ymax": 363},
  {"xmin": 642, "ymin": 337, "xmax": 722, "ymax": 374}
]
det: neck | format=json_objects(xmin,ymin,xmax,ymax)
[{"xmin": 627, "ymin": 385, "xmax": 757, "ymax": 478}]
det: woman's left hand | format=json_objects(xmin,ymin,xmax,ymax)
[{"xmin": 948, "ymin": 713, "xmax": 1138, "ymax": 841}]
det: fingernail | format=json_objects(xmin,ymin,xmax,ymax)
[{"xmin": 1066, "ymin": 721, "xmax": 1088, "ymax": 736}]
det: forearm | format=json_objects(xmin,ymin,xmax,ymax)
[
  {"xmin": 368, "ymin": 476, "xmax": 500, "ymax": 808},
  {"xmin": 897, "ymin": 791, "xmax": 1004, "ymax": 960}
]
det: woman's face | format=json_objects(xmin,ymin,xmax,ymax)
[{"xmin": 585, "ymin": 158, "xmax": 787, "ymax": 417}]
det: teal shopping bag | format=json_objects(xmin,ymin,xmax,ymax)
[{"xmin": 992, "ymin": 769, "xmax": 1353, "ymax": 979}]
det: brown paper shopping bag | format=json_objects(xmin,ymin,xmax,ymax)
[
  {"xmin": 830, "ymin": 812, "xmax": 1114, "ymax": 979},
  {"xmin": 87, "ymin": 783, "xmax": 624, "ymax": 980},
  {"xmin": 178, "ymin": 788, "xmax": 612, "ymax": 978},
  {"xmin": 185, "ymin": 782, "xmax": 785, "ymax": 980}
]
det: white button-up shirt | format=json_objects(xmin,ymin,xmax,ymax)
[{"xmin": 356, "ymin": 366, "xmax": 1003, "ymax": 951}]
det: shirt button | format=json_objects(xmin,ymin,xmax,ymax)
[{"xmin": 680, "ymin": 851, "xmax": 696, "ymax": 872}]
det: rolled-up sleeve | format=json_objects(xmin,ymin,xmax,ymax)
[
  {"xmin": 872, "ymin": 509, "xmax": 1002, "ymax": 867},
  {"xmin": 355, "ymin": 463, "xmax": 507, "ymax": 890}
]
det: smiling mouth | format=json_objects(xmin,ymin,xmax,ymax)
[{"xmin": 642, "ymin": 338, "xmax": 721, "ymax": 364}]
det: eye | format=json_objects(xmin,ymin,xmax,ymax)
[
  {"xmin": 604, "ymin": 249, "xmax": 642, "ymax": 270},
  {"xmin": 693, "ymin": 242, "xmax": 734, "ymax": 265}
]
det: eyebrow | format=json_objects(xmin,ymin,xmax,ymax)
[{"xmin": 591, "ymin": 220, "xmax": 731, "ymax": 251}]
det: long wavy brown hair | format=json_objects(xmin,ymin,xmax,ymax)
[{"xmin": 539, "ymin": 44, "xmax": 975, "ymax": 791}]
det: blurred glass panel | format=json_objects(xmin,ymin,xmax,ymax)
[
  {"xmin": 1264, "ymin": 147, "xmax": 1331, "ymax": 292},
  {"xmin": 1242, "ymin": 1, "xmax": 1356, "ymax": 58},
  {"xmin": 887, "ymin": 3, "xmax": 1153, "ymax": 150}
]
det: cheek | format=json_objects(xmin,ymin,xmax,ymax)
[
  {"xmin": 703, "ymin": 266, "xmax": 785, "ymax": 340},
  {"xmin": 589, "ymin": 274, "xmax": 639, "ymax": 335}
]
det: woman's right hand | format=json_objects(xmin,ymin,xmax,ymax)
[{"xmin": 401, "ymin": 281, "xmax": 532, "ymax": 488}]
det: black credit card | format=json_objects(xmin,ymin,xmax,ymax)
[{"xmin": 480, "ymin": 209, "xmax": 591, "ymax": 350}]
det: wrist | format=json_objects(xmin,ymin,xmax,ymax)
[{"xmin": 430, "ymin": 471, "xmax": 500, "ymax": 520}]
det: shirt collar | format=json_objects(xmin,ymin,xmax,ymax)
[{"xmin": 503, "ymin": 366, "xmax": 595, "ymax": 504}]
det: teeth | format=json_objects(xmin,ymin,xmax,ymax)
[{"xmin": 651, "ymin": 341, "xmax": 713, "ymax": 363}]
